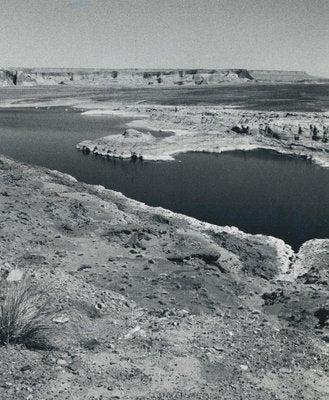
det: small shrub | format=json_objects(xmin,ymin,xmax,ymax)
[{"xmin": 0, "ymin": 279, "xmax": 54, "ymax": 349}]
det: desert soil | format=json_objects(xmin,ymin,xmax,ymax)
[{"xmin": 1, "ymin": 155, "xmax": 329, "ymax": 399}]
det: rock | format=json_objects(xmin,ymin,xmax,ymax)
[
  {"xmin": 240, "ymin": 365, "xmax": 249, "ymax": 371},
  {"xmin": 2, "ymin": 382, "xmax": 13, "ymax": 388},
  {"xmin": 124, "ymin": 326, "xmax": 146, "ymax": 339},
  {"xmin": 53, "ymin": 315, "xmax": 70, "ymax": 324},
  {"xmin": 69, "ymin": 358, "xmax": 82, "ymax": 372},
  {"xmin": 56, "ymin": 359, "xmax": 68, "ymax": 366},
  {"xmin": 6, "ymin": 269, "xmax": 24, "ymax": 282},
  {"xmin": 110, "ymin": 389, "xmax": 123, "ymax": 399},
  {"xmin": 127, "ymin": 232, "xmax": 139, "ymax": 247},
  {"xmin": 214, "ymin": 346, "xmax": 225, "ymax": 352},
  {"xmin": 124, "ymin": 128, "xmax": 140, "ymax": 137},
  {"xmin": 96, "ymin": 302, "xmax": 106, "ymax": 310},
  {"xmin": 21, "ymin": 365, "xmax": 32, "ymax": 372},
  {"xmin": 314, "ymin": 307, "xmax": 329, "ymax": 327},
  {"xmin": 177, "ymin": 309, "xmax": 189, "ymax": 317}
]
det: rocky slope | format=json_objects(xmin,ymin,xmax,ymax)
[
  {"xmin": 0, "ymin": 68, "xmax": 325, "ymax": 87},
  {"xmin": 0, "ymin": 156, "xmax": 329, "ymax": 399}
]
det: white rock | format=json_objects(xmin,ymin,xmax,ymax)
[
  {"xmin": 53, "ymin": 316, "xmax": 70, "ymax": 324},
  {"xmin": 7, "ymin": 269, "xmax": 24, "ymax": 282},
  {"xmin": 56, "ymin": 359, "xmax": 68, "ymax": 366},
  {"xmin": 124, "ymin": 326, "xmax": 146, "ymax": 339}
]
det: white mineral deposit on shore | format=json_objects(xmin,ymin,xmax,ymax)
[{"xmin": 77, "ymin": 103, "xmax": 329, "ymax": 167}]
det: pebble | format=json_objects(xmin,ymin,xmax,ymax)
[
  {"xmin": 251, "ymin": 309, "xmax": 261, "ymax": 315},
  {"xmin": 21, "ymin": 365, "xmax": 32, "ymax": 372}
]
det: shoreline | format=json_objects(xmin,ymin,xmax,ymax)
[
  {"xmin": 76, "ymin": 104, "xmax": 329, "ymax": 168},
  {"xmin": 0, "ymin": 153, "xmax": 306, "ymax": 275},
  {"xmin": 0, "ymin": 91, "xmax": 328, "ymax": 251},
  {"xmin": 0, "ymin": 152, "xmax": 310, "ymax": 264},
  {"xmin": 1, "ymin": 121, "xmax": 329, "ymax": 397}
]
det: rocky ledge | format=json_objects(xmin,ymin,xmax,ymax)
[
  {"xmin": 0, "ymin": 156, "xmax": 329, "ymax": 399},
  {"xmin": 0, "ymin": 68, "xmax": 326, "ymax": 87},
  {"xmin": 77, "ymin": 105, "xmax": 329, "ymax": 166}
]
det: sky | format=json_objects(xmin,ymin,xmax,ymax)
[{"xmin": 0, "ymin": 0, "xmax": 328, "ymax": 77}]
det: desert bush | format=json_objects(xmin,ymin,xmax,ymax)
[
  {"xmin": 143, "ymin": 72, "xmax": 152, "ymax": 79},
  {"xmin": 0, "ymin": 278, "xmax": 54, "ymax": 349}
]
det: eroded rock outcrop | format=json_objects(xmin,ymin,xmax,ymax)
[{"xmin": 0, "ymin": 67, "xmax": 325, "ymax": 87}]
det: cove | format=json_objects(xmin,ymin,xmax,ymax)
[{"xmin": 0, "ymin": 107, "xmax": 329, "ymax": 250}]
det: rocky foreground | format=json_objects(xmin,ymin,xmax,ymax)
[{"xmin": 1, "ymin": 156, "xmax": 329, "ymax": 399}]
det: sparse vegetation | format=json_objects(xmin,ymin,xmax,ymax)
[
  {"xmin": 143, "ymin": 72, "xmax": 151, "ymax": 79},
  {"xmin": 0, "ymin": 278, "xmax": 54, "ymax": 349}
]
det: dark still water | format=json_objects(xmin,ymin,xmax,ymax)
[
  {"xmin": 91, "ymin": 84, "xmax": 329, "ymax": 112},
  {"xmin": 1, "ymin": 107, "xmax": 329, "ymax": 249},
  {"xmin": 2, "ymin": 83, "xmax": 329, "ymax": 112}
]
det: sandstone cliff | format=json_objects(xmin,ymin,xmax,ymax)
[{"xmin": 0, "ymin": 67, "xmax": 325, "ymax": 87}]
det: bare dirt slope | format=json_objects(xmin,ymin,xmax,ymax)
[{"xmin": 0, "ymin": 156, "xmax": 329, "ymax": 399}]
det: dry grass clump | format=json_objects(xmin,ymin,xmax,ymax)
[{"xmin": 0, "ymin": 278, "xmax": 54, "ymax": 349}]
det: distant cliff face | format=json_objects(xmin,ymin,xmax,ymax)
[
  {"xmin": 249, "ymin": 70, "xmax": 320, "ymax": 82},
  {"xmin": 0, "ymin": 68, "xmax": 324, "ymax": 87}
]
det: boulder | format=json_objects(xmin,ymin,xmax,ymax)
[{"xmin": 6, "ymin": 269, "xmax": 24, "ymax": 282}]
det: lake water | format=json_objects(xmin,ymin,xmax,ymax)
[
  {"xmin": 92, "ymin": 83, "xmax": 329, "ymax": 112},
  {"xmin": 2, "ymin": 83, "xmax": 329, "ymax": 111},
  {"xmin": 1, "ymin": 106, "xmax": 329, "ymax": 250}
]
